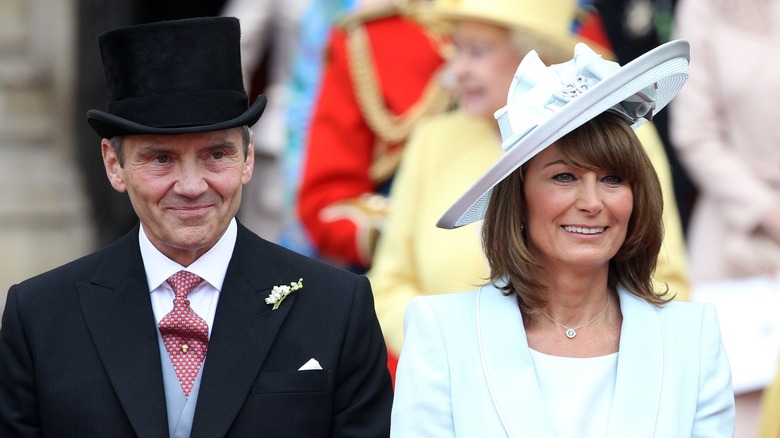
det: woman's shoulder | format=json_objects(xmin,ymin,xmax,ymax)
[
  {"xmin": 656, "ymin": 299, "xmax": 712, "ymax": 319},
  {"xmin": 403, "ymin": 110, "xmax": 500, "ymax": 167},
  {"xmin": 654, "ymin": 299, "xmax": 723, "ymax": 344},
  {"xmin": 619, "ymin": 286, "xmax": 720, "ymax": 333},
  {"xmin": 408, "ymin": 285, "xmax": 511, "ymax": 318},
  {"xmin": 409, "ymin": 288, "xmax": 480, "ymax": 310},
  {"xmin": 413, "ymin": 110, "xmax": 493, "ymax": 137}
]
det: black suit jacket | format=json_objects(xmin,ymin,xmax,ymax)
[{"xmin": 0, "ymin": 223, "xmax": 393, "ymax": 437}]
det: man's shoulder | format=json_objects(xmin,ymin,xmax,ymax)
[
  {"xmin": 236, "ymin": 226, "xmax": 365, "ymax": 288},
  {"xmin": 17, "ymin": 228, "xmax": 141, "ymax": 290},
  {"xmin": 335, "ymin": 2, "xmax": 441, "ymax": 46},
  {"xmin": 14, "ymin": 236, "xmax": 134, "ymax": 292},
  {"xmin": 6, "ymin": 245, "xmax": 131, "ymax": 315},
  {"xmin": 337, "ymin": 3, "xmax": 408, "ymax": 30},
  {"xmin": 240, "ymin": 235, "xmax": 373, "ymax": 316}
]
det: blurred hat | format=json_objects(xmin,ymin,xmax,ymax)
[
  {"xmin": 437, "ymin": 40, "xmax": 690, "ymax": 229},
  {"xmin": 87, "ymin": 17, "xmax": 267, "ymax": 139},
  {"xmin": 416, "ymin": 0, "xmax": 611, "ymax": 63}
]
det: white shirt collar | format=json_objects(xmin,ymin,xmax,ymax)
[{"xmin": 139, "ymin": 218, "xmax": 238, "ymax": 293}]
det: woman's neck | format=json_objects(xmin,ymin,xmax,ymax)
[
  {"xmin": 539, "ymin": 266, "xmax": 610, "ymax": 315},
  {"xmin": 523, "ymin": 268, "xmax": 622, "ymax": 357}
]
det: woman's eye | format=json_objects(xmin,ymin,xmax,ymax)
[
  {"xmin": 553, "ymin": 173, "xmax": 575, "ymax": 182},
  {"xmin": 603, "ymin": 175, "xmax": 624, "ymax": 185}
]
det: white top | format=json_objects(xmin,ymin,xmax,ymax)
[
  {"xmin": 530, "ymin": 349, "xmax": 618, "ymax": 438},
  {"xmin": 140, "ymin": 218, "xmax": 238, "ymax": 337}
]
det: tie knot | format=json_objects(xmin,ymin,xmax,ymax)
[{"xmin": 166, "ymin": 270, "xmax": 203, "ymax": 298}]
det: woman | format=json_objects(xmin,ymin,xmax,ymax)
[
  {"xmin": 391, "ymin": 41, "xmax": 735, "ymax": 436},
  {"xmin": 368, "ymin": 0, "xmax": 691, "ymax": 375}
]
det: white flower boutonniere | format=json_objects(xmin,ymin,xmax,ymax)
[{"xmin": 265, "ymin": 278, "xmax": 303, "ymax": 310}]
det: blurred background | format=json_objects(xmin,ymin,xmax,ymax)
[
  {"xmin": 0, "ymin": 0, "xmax": 777, "ymax": 436},
  {"xmin": 0, "ymin": 0, "xmax": 93, "ymax": 303}
]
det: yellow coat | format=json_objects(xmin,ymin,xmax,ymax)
[
  {"xmin": 368, "ymin": 110, "xmax": 691, "ymax": 355},
  {"xmin": 758, "ymin": 360, "xmax": 780, "ymax": 438}
]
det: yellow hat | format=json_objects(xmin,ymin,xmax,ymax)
[{"xmin": 415, "ymin": 0, "xmax": 612, "ymax": 64}]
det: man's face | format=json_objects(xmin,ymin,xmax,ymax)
[{"xmin": 102, "ymin": 128, "xmax": 254, "ymax": 266}]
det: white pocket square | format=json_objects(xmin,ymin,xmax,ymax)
[{"xmin": 298, "ymin": 358, "xmax": 322, "ymax": 371}]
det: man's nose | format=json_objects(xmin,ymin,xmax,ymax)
[{"xmin": 173, "ymin": 162, "xmax": 208, "ymax": 196}]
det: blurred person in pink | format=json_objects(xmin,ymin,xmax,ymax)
[
  {"xmin": 671, "ymin": 0, "xmax": 780, "ymax": 281},
  {"xmin": 671, "ymin": 2, "xmax": 780, "ymax": 435}
]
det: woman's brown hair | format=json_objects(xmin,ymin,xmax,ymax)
[{"xmin": 481, "ymin": 112, "xmax": 671, "ymax": 313}]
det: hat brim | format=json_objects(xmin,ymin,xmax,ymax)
[
  {"xmin": 415, "ymin": 4, "xmax": 614, "ymax": 63},
  {"xmin": 87, "ymin": 94, "xmax": 268, "ymax": 139},
  {"xmin": 436, "ymin": 40, "xmax": 690, "ymax": 229}
]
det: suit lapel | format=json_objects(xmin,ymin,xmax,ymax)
[
  {"xmin": 191, "ymin": 225, "xmax": 293, "ymax": 437},
  {"xmin": 77, "ymin": 228, "xmax": 169, "ymax": 438},
  {"xmin": 606, "ymin": 287, "xmax": 663, "ymax": 438},
  {"xmin": 477, "ymin": 286, "xmax": 555, "ymax": 438}
]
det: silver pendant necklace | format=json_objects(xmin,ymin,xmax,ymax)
[{"xmin": 540, "ymin": 293, "xmax": 611, "ymax": 339}]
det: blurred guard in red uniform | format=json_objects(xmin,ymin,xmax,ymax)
[{"xmin": 298, "ymin": 0, "xmax": 452, "ymax": 271}]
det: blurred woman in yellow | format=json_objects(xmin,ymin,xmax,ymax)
[
  {"xmin": 758, "ymin": 359, "xmax": 780, "ymax": 437},
  {"xmin": 367, "ymin": 0, "xmax": 690, "ymax": 373}
]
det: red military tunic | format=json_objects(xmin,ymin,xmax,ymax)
[{"xmin": 298, "ymin": 5, "xmax": 449, "ymax": 269}]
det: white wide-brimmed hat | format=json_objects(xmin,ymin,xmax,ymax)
[{"xmin": 437, "ymin": 39, "xmax": 690, "ymax": 229}]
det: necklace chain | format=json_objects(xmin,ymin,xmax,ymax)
[{"xmin": 540, "ymin": 293, "xmax": 611, "ymax": 339}]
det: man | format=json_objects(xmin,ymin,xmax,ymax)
[{"xmin": 0, "ymin": 17, "xmax": 392, "ymax": 437}]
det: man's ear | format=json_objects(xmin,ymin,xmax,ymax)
[
  {"xmin": 242, "ymin": 134, "xmax": 255, "ymax": 185},
  {"xmin": 102, "ymin": 139, "xmax": 127, "ymax": 193}
]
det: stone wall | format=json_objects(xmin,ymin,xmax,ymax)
[{"xmin": 0, "ymin": 0, "xmax": 94, "ymax": 310}]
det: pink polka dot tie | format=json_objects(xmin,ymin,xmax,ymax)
[{"xmin": 159, "ymin": 270, "xmax": 208, "ymax": 396}]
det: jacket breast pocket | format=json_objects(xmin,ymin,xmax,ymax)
[
  {"xmin": 250, "ymin": 369, "xmax": 333, "ymax": 394},
  {"xmin": 230, "ymin": 370, "xmax": 335, "ymax": 436}
]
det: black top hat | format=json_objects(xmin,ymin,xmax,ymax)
[{"xmin": 87, "ymin": 17, "xmax": 267, "ymax": 139}]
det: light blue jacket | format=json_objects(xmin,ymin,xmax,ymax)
[{"xmin": 391, "ymin": 285, "xmax": 735, "ymax": 437}]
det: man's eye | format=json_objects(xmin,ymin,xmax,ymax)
[
  {"xmin": 154, "ymin": 156, "xmax": 170, "ymax": 163},
  {"xmin": 212, "ymin": 152, "xmax": 225, "ymax": 159}
]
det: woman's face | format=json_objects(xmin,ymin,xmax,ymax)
[
  {"xmin": 522, "ymin": 144, "xmax": 634, "ymax": 274},
  {"xmin": 450, "ymin": 21, "xmax": 524, "ymax": 120}
]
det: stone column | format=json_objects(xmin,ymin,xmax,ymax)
[{"xmin": 0, "ymin": 0, "xmax": 94, "ymax": 310}]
